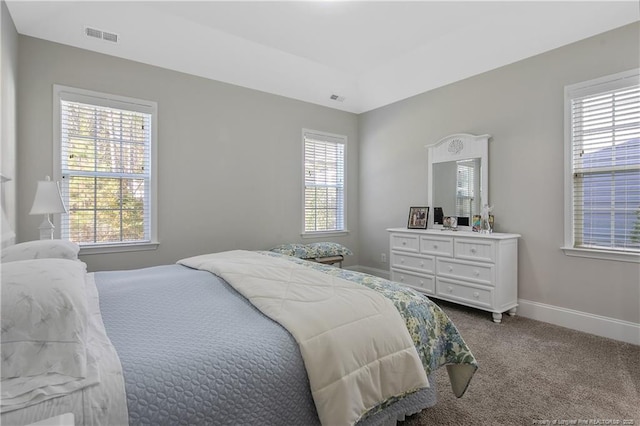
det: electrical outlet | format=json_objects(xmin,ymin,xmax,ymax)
[{"xmin": 381, "ymin": 253, "xmax": 387, "ymax": 263}]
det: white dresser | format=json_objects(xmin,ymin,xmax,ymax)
[{"xmin": 387, "ymin": 228, "xmax": 520, "ymax": 323}]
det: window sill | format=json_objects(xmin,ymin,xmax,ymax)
[
  {"xmin": 79, "ymin": 241, "xmax": 159, "ymax": 255},
  {"xmin": 561, "ymin": 246, "xmax": 639, "ymax": 263},
  {"xmin": 301, "ymin": 230, "xmax": 350, "ymax": 239}
]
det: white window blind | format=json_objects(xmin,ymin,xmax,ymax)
[
  {"xmin": 303, "ymin": 130, "xmax": 346, "ymax": 233},
  {"xmin": 55, "ymin": 86, "xmax": 157, "ymax": 247},
  {"xmin": 455, "ymin": 160, "xmax": 476, "ymax": 219},
  {"xmin": 567, "ymin": 70, "xmax": 640, "ymax": 253}
]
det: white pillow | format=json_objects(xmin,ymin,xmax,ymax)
[
  {"xmin": 1, "ymin": 240, "xmax": 80, "ymax": 263},
  {"xmin": 1, "ymin": 259, "xmax": 88, "ymax": 380}
]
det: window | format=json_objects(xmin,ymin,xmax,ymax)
[
  {"xmin": 54, "ymin": 85, "xmax": 158, "ymax": 253},
  {"xmin": 303, "ymin": 129, "xmax": 346, "ymax": 235},
  {"xmin": 455, "ymin": 160, "xmax": 477, "ymax": 219},
  {"xmin": 564, "ymin": 69, "xmax": 640, "ymax": 262}
]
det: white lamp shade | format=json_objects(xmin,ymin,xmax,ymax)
[{"xmin": 29, "ymin": 177, "xmax": 68, "ymax": 215}]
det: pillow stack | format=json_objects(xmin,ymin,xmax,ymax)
[
  {"xmin": 0, "ymin": 240, "xmax": 92, "ymax": 411},
  {"xmin": 1, "ymin": 239, "xmax": 80, "ymax": 263}
]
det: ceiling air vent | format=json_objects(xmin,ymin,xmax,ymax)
[
  {"xmin": 330, "ymin": 94, "xmax": 346, "ymax": 102},
  {"xmin": 85, "ymin": 27, "xmax": 102, "ymax": 39},
  {"xmin": 101, "ymin": 31, "xmax": 118, "ymax": 43},
  {"xmin": 84, "ymin": 27, "xmax": 119, "ymax": 43}
]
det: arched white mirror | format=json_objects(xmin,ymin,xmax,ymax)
[{"xmin": 426, "ymin": 133, "xmax": 490, "ymax": 229}]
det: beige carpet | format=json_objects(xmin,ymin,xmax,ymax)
[{"xmin": 401, "ymin": 301, "xmax": 640, "ymax": 426}]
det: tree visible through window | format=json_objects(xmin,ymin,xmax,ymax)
[
  {"xmin": 55, "ymin": 86, "xmax": 156, "ymax": 247},
  {"xmin": 303, "ymin": 130, "xmax": 346, "ymax": 233}
]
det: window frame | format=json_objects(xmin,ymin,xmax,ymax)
[
  {"xmin": 301, "ymin": 128, "xmax": 348, "ymax": 238},
  {"xmin": 562, "ymin": 69, "xmax": 640, "ymax": 263},
  {"xmin": 53, "ymin": 85, "xmax": 159, "ymax": 254}
]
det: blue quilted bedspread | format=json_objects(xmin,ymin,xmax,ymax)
[
  {"xmin": 96, "ymin": 264, "xmax": 446, "ymax": 426},
  {"xmin": 96, "ymin": 265, "xmax": 319, "ymax": 425}
]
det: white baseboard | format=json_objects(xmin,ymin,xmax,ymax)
[
  {"xmin": 346, "ymin": 265, "xmax": 390, "ymax": 280},
  {"xmin": 348, "ymin": 266, "xmax": 639, "ymax": 345},
  {"xmin": 517, "ymin": 299, "xmax": 639, "ymax": 345}
]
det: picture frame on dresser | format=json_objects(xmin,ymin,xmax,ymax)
[
  {"xmin": 472, "ymin": 215, "xmax": 481, "ymax": 232},
  {"xmin": 472, "ymin": 215, "xmax": 494, "ymax": 232},
  {"xmin": 443, "ymin": 216, "xmax": 457, "ymax": 229},
  {"xmin": 407, "ymin": 207, "xmax": 429, "ymax": 229}
]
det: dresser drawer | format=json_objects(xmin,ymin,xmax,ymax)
[
  {"xmin": 454, "ymin": 238, "xmax": 496, "ymax": 263},
  {"xmin": 392, "ymin": 270, "xmax": 435, "ymax": 295},
  {"xmin": 390, "ymin": 233, "xmax": 420, "ymax": 252},
  {"xmin": 437, "ymin": 258, "xmax": 494, "ymax": 285},
  {"xmin": 391, "ymin": 252, "xmax": 435, "ymax": 274},
  {"xmin": 419, "ymin": 236, "xmax": 453, "ymax": 257},
  {"xmin": 436, "ymin": 278, "xmax": 493, "ymax": 309}
]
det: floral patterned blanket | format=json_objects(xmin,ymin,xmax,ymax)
[{"xmin": 259, "ymin": 251, "xmax": 478, "ymax": 399}]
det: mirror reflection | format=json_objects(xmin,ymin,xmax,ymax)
[{"xmin": 432, "ymin": 158, "xmax": 481, "ymax": 224}]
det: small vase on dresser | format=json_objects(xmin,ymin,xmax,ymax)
[{"xmin": 387, "ymin": 228, "xmax": 520, "ymax": 323}]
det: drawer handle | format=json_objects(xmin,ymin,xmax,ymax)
[
  {"xmin": 473, "ymin": 291, "xmax": 480, "ymax": 299},
  {"xmin": 420, "ymin": 261, "xmax": 424, "ymax": 267},
  {"xmin": 399, "ymin": 276, "xmax": 404, "ymax": 282},
  {"xmin": 470, "ymin": 248, "xmax": 477, "ymax": 254},
  {"xmin": 402, "ymin": 241, "xmax": 406, "ymax": 246},
  {"xmin": 433, "ymin": 244, "xmax": 438, "ymax": 249},
  {"xmin": 447, "ymin": 286, "xmax": 453, "ymax": 293},
  {"xmin": 448, "ymin": 266, "xmax": 453, "ymax": 272},
  {"xmin": 419, "ymin": 280, "xmax": 424, "ymax": 285},
  {"xmin": 400, "ymin": 258, "xmax": 405, "ymax": 264},
  {"xmin": 474, "ymin": 270, "xmax": 480, "ymax": 276}
]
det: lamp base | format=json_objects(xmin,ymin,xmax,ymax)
[{"xmin": 38, "ymin": 215, "xmax": 55, "ymax": 240}]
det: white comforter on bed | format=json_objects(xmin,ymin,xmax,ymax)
[{"xmin": 179, "ymin": 250, "xmax": 429, "ymax": 426}]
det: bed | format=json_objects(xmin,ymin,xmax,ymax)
[{"xmin": 1, "ymin": 241, "xmax": 477, "ymax": 426}]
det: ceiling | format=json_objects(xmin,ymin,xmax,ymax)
[{"xmin": 6, "ymin": 1, "xmax": 640, "ymax": 113}]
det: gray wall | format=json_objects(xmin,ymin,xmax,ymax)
[
  {"xmin": 16, "ymin": 36, "xmax": 359, "ymax": 271},
  {"xmin": 358, "ymin": 22, "xmax": 640, "ymax": 323},
  {"xmin": 1, "ymin": 0, "xmax": 18, "ymax": 234}
]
